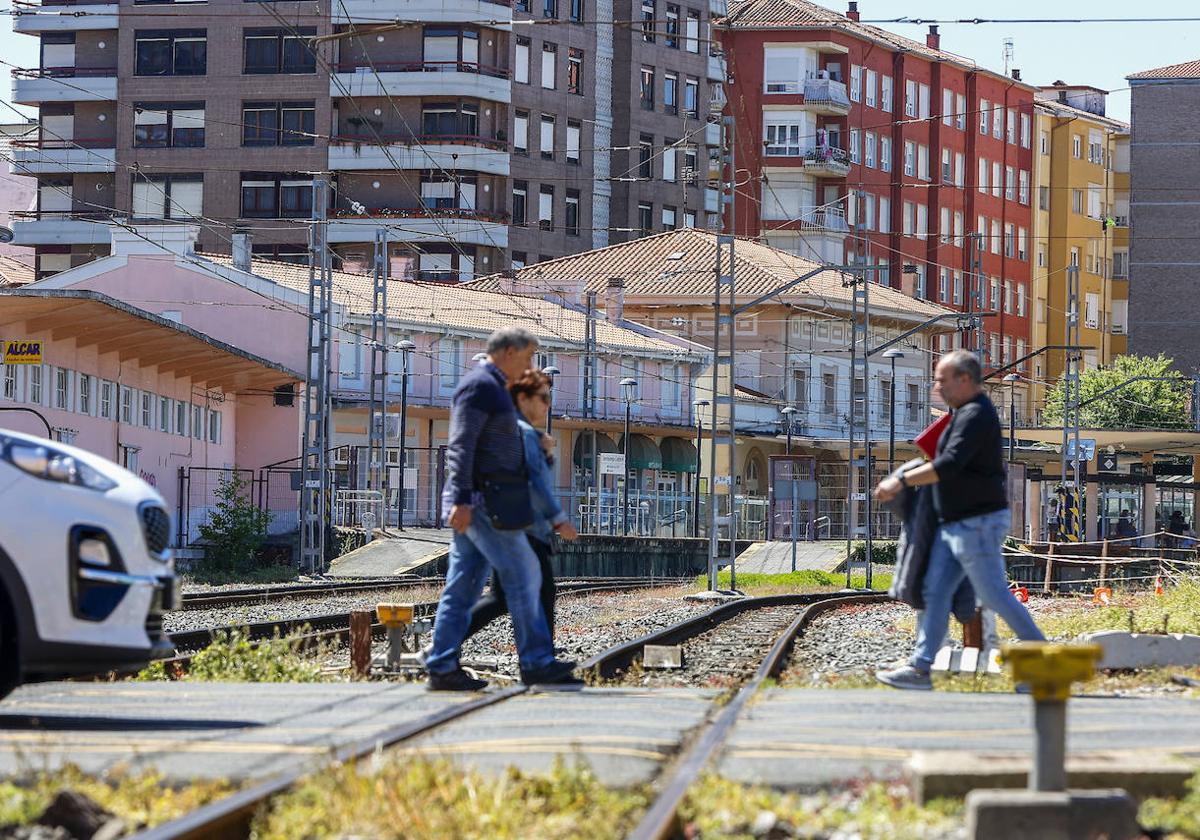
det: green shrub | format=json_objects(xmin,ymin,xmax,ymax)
[
  {"xmin": 849, "ymin": 540, "xmax": 898, "ymax": 565},
  {"xmin": 137, "ymin": 629, "xmax": 328, "ymax": 683},
  {"xmin": 191, "ymin": 471, "xmax": 279, "ymax": 583}
]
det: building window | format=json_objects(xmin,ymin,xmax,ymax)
[
  {"xmin": 1017, "ymin": 283, "xmax": 1027, "ymax": 316},
  {"xmin": 135, "ymin": 30, "xmax": 207, "ymax": 76},
  {"xmin": 2, "ymin": 366, "xmax": 16, "ymax": 401},
  {"xmin": 638, "ymin": 134, "xmax": 653, "ymax": 179},
  {"xmin": 159, "ymin": 395, "xmax": 170, "ymax": 432},
  {"xmin": 207, "ymin": 409, "xmax": 221, "ymax": 444},
  {"xmin": 192, "ymin": 404, "xmax": 202, "ymax": 439},
  {"xmin": 567, "ymin": 48, "xmax": 583, "ymax": 94},
  {"xmin": 570, "ymin": 0, "xmax": 584, "ymax": 22},
  {"xmin": 822, "ymin": 373, "xmax": 836, "ymax": 416},
  {"xmin": 540, "ymin": 113, "xmax": 555, "ymax": 159},
  {"xmin": 243, "ymin": 101, "xmax": 315, "ymax": 146},
  {"xmin": 881, "ymin": 76, "xmax": 893, "ymax": 111},
  {"xmin": 848, "ymin": 129, "xmax": 860, "ymax": 164},
  {"xmin": 1072, "ymin": 188, "xmax": 1083, "ymax": 214},
  {"xmin": 512, "ymin": 181, "xmax": 527, "ymax": 225},
  {"xmin": 1007, "ymin": 108, "xmax": 1016, "ymax": 144},
  {"xmin": 662, "ymin": 205, "xmax": 677, "ymax": 229},
  {"xmin": 513, "ymin": 110, "xmax": 529, "ymax": 154},
  {"xmin": 663, "ymin": 138, "xmax": 678, "ymax": 181},
  {"xmin": 664, "ymin": 72, "xmax": 678, "ymax": 114},
  {"xmin": 566, "ymin": 120, "xmax": 581, "ymax": 164},
  {"xmin": 1020, "ymin": 113, "xmax": 1031, "ymax": 148},
  {"xmin": 78, "ymin": 374, "xmax": 91, "ymax": 415},
  {"xmin": 904, "ymin": 79, "xmax": 916, "ymax": 117},
  {"xmin": 880, "ymin": 136, "xmax": 891, "ymax": 172},
  {"xmin": 99, "ymin": 381, "xmax": 113, "ymax": 419},
  {"xmin": 131, "ymin": 174, "xmax": 204, "ymax": 220},
  {"xmin": 514, "ymin": 37, "xmax": 530, "ymax": 84},
  {"xmin": 120, "ymin": 445, "xmax": 139, "ymax": 474},
  {"xmin": 422, "ymin": 26, "xmax": 479, "ymax": 69},
  {"xmin": 684, "ymin": 77, "xmax": 699, "ymax": 117},
  {"xmin": 993, "ymin": 107, "xmax": 1003, "ymax": 139},
  {"xmin": 544, "ymin": 0, "xmax": 557, "ymax": 18},
  {"xmin": 1073, "ymin": 134, "xmax": 1082, "ymax": 159},
  {"xmin": 849, "ymin": 64, "xmax": 862, "ymax": 102},
  {"xmin": 421, "ymin": 102, "xmax": 478, "ymax": 137},
  {"xmin": 176, "ymin": 400, "xmax": 187, "ymax": 436},
  {"xmin": 538, "ymin": 185, "xmax": 554, "ymax": 230},
  {"xmin": 684, "ymin": 9, "xmax": 699, "ymax": 53},
  {"xmin": 864, "ymin": 132, "xmax": 876, "ymax": 168},
  {"xmin": 640, "ymin": 66, "xmax": 655, "ymax": 109},
  {"xmin": 134, "ymin": 102, "xmax": 204, "ymax": 148},
  {"xmin": 980, "ymin": 99, "xmax": 989, "ymax": 134},
  {"xmin": 903, "ymin": 141, "xmax": 915, "ymax": 177},
  {"xmin": 1005, "ymin": 166, "xmax": 1015, "ymax": 201},
  {"xmin": 665, "ymin": 4, "xmax": 679, "ymax": 47},
  {"xmin": 641, "ymin": 0, "xmax": 656, "ymax": 42},
  {"xmin": 140, "ymin": 391, "xmax": 153, "ymax": 428},
  {"xmin": 541, "ymin": 42, "xmax": 557, "ymax": 89},
  {"xmin": 1018, "ymin": 170, "xmax": 1030, "ymax": 205},
  {"xmin": 992, "ymin": 161, "xmax": 1001, "ymax": 198},
  {"xmin": 565, "ymin": 189, "xmax": 580, "ymax": 236},
  {"xmin": 956, "ymin": 94, "xmax": 966, "ymax": 130},
  {"xmin": 243, "ymin": 28, "xmax": 316, "ymax": 74},
  {"xmin": 638, "ymin": 202, "xmax": 652, "ymax": 235},
  {"xmin": 240, "ymin": 173, "xmax": 313, "ymax": 219},
  {"xmin": 53, "ymin": 368, "xmax": 69, "ymax": 410},
  {"xmin": 865, "ymin": 69, "xmax": 877, "ymax": 108}
]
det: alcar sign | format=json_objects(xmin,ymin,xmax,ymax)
[{"xmin": 3, "ymin": 341, "xmax": 42, "ymax": 365}]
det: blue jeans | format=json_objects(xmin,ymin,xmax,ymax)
[
  {"xmin": 911, "ymin": 508, "xmax": 1045, "ymax": 671},
  {"xmin": 425, "ymin": 514, "xmax": 555, "ymax": 675}
]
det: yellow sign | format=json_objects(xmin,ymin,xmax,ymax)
[{"xmin": 3, "ymin": 340, "xmax": 42, "ymax": 366}]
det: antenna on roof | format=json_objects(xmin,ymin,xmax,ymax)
[{"xmin": 1003, "ymin": 38, "xmax": 1015, "ymax": 77}]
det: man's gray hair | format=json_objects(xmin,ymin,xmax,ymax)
[
  {"xmin": 486, "ymin": 326, "xmax": 539, "ymax": 354},
  {"xmin": 940, "ymin": 349, "xmax": 982, "ymax": 384}
]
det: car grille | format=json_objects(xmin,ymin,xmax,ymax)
[{"xmin": 140, "ymin": 504, "xmax": 171, "ymax": 557}]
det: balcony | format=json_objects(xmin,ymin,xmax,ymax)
[
  {"xmin": 329, "ymin": 134, "xmax": 510, "ymax": 176},
  {"xmin": 333, "ymin": 0, "xmax": 511, "ymax": 27},
  {"xmin": 10, "ymin": 138, "xmax": 115, "ymax": 174},
  {"xmin": 12, "ymin": 67, "xmax": 116, "ymax": 104},
  {"xmin": 12, "ymin": 1, "xmax": 118, "ymax": 32},
  {"xmin": 327, "ymin": 207, "xmax": 509, "ymax": 249},
  {"xmin": 802, "ymin": 78, "xmax": 851, "ymax": 115},
  {"xmin": 801, "ymin": 145, "xmax": 851, "ymax": 177},
  {"xmin": 332, "ymin": 62, "xmax": 511, "ymax": 104},
  {"xmin": 10, "ymin": 210, "xmax": 111, "ymax": 245}
]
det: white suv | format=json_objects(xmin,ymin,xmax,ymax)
[{"xmin": 0, "ymin": 428, "xmax": 177, "ymax": 698}]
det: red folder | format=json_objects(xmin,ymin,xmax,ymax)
[{"xmin": 914, "ymin": 413, "xmax": 951, "ymax": 459}]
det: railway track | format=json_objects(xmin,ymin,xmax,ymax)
[{"xmin": 129, "ymin": 589, "xmax": 889, "ymax": 840}]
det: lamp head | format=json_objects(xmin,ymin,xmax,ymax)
[
  {"xmin": 395, "ymin": 339, "xmax": 416, "ymax": 352},
  {"xmin": 542, "ymin": 365, "xmax": 561, "ymax": 377},
  {"xmin": 620, "ymin": 377, "xmax": 639, "ymax": 403},
  {"xmin": 882, "ymin": 348, "xmax": 906, "ymax": 360},
  {"xmin": 1003, "ymin": 373, "xmax": 1021, "ymax": 383}
]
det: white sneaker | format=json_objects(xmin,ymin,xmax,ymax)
[{"xmin": 875, "ymin": 665, "xmax": 933, "ymax": 691}]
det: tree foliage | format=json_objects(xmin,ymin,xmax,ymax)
[
  {"xmin": 1042, "ymin": 354, "xmax": 1191, "ymax": 430},
  {"xmin": 197, "ymin": 471, "xmax": 272, "ymax": 571}
]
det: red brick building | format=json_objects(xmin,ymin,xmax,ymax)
[{"xmin": 716, "ymin": 0, "xmax": 1036, "ymax": 377}]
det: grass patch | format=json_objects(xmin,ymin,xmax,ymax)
[
  {"xmin": 1033, "ymin": 579, "xmax": 1200, "ymax": 638},
  {"xmin": 1141, "ymin": 770, "xmax": 1200, "ymax": 839},
  {"xmin": 695, "ymin": 569, "xmax": 893, "ymax": 596},
  {"xmin": 680, "ymin": 775, "xmax": 962, "ymax": 840},
  {"xmin": 0, "ymin": 765, "xmax": 235, "ymax": 830},
  {"xmin": 135, "ymin": 629, "xmax": 332, "ymax": 683},
  {"xmin": 252, "ymin": 757, "xmax": 649, "ymax": 840},
  {"xmin": 181, "ymin": 561, "xmax": 298, "ymax": 587}
]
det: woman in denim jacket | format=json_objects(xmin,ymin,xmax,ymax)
[{"xmin": 464, "ymin": 369, "xmax": 578, "ymax": 641}]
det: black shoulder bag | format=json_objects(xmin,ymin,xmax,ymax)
[{"xmin": 475, "ymin": 428, "xmax": 534, "ymax": 531}]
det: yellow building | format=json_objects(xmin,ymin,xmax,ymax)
[{"xmin": 1030, "ymin": 84, "xmax": 1129, "ymax": 421}]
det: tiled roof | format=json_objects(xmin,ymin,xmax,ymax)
[
  {"xmin": 719, "ymin": 0, "xmax": 1033, "ymax": 88},
  {"xmin": 468, "ymin": 229, "xmax": 950, "ymax": 322},
  {"xmin": 0, "ymin": 254, "xmax": 35, "ymax": 287},
  {"xmin": 1128, "ymin": 60, "xmax": 1200, "ymax": 80},
  {"xmin": 201, "ymin": 254, "xmax": 704, "ymax": 359}
]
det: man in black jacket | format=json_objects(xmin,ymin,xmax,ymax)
[{"xmin": 872, "ymin": 350, "xmax": 1044, "ymax": 690}]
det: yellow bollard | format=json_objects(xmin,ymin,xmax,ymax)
[
  {"xmin": 377, "ymin": 603, "xmax": 416, "ymax": 671},
  {"xmin": 1002, "ymin": 642, "xmax": 1103, "ymax": 791}
]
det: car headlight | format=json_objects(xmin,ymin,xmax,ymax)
[{"xmin": 3, "ymin": 441, "xmax": 117, "ymax": 492}]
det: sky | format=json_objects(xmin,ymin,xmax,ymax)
[{"xmin": 0, "ymin": 1, "xmax": 1198, "ymax": 123}]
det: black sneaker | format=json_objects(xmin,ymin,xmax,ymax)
[
  {"xmin": 521, "ymin": 659, "xmax": 579, "ymax": 686},
  {"xmin": 428, "ymin": 668, "xmax": 488, "ymax": 692}
]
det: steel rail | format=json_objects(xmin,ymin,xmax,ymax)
[
  {"xmin": 624, "ymin": 592, "xmax": 891, "ymax": 840},
  {"xmin": 128, "ymin": 588, "xmax": 880, "ymax": 840}
]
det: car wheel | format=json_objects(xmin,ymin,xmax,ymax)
[{"xmin": 0, "ymin": 587, "xmax": 19, "ymax": 701}]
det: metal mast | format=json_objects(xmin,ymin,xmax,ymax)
[
  {"xmin": 1063, "ymin": 263, "xmax": 1082, "ymax": 488},
  {"xmin": 300, "ymin": 178, "xmax": 333, "ymax": 575},
  {"xmin": 366, "ymin": 228, "xmax": 390, "ymax": 516},
  {"xmin": 846, "ymin": 189, "xmax": 871, "ymax": 588}
]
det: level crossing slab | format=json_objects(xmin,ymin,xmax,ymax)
[
  {"xmin": 719, "ymin": 688, "xmax": 1200, "ymax": 789},
  {"xmin": 391, "ymin": 687, "xmax": 717, "ymax": 787},
  {"xmin": 328, "ymin": 528, "xmax": 451, "ymax": 577},
  {"xmin": 0, "ymin": 681, "xmax": 470, "ymax": 783},
  {"xmin": 735, "ymin": 540, "xmax": 846, "ymax": 574}
]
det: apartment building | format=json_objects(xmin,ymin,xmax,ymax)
[
  {"xmin": 1030, "ymin": 83, "xmax": 1129, "ymax": 417},
  {"xmin": 715, "ymin": 0, "xmax": 1036, "ymax": 393},
  {"xmin": 10, "ymin": 0, "xmax": 725, "ymax": 279},
  {"xmin": 1126, "ymin": 60, "xmax": 1200, "ymax": 373}
]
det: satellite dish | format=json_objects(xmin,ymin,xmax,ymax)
[{"xmin": 0, "ymin": 226, "xmax": 14, "ymax": 244}]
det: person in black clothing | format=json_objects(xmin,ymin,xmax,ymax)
[{"xmin": 872, "ymin": 350, "xmax": 1045, "ymax": 690}]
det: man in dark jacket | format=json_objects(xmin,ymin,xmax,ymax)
[
  {"xmin": 424, "ymin": 327, "xmax": 577, "ymax": 691},
  {"xmin": 872, "ymin": 350, "xmax": 1044, "ymax": 690}
]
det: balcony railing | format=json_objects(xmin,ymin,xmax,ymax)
[
  {"xmin": 333, "ymin": 60, "xmax": 510, "ymax": 80},
  {"xmin": 12, "ymin": 136, "xmax": 114, "ymax": 149},
  {"xmin": 13, "ymin": 66, "xmax": 117, "ymax": 79},
  {"xmin": 803, "ymin": 78, "xmax": 851, "ymax": 108},
  {"xmin": 797, "ymin": 207, "xmax": 849, "ymax": 232},
  {"xmin": 333, "ymin": 207, "xmax": 509, "ymax": 223},
  {"xmin": 11, "ymin": 209, "xmax": 111, "ymax": 221},
  {"xmin": 331, "ymin": 133, "xmax": 507, "ymax": 151}
]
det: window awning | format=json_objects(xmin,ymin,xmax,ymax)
[
  {"xmin": 572, "ymin": 431, "xmax": 617, "ymax": 469},
  {"xmin": 618, "ymin": 433, "xmax": 663, "ymax": 470},
  {"xmin": 659, "ymin": 436, "xmax": 699, "ymax": 473}
]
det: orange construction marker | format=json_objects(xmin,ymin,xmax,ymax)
[
  {"xmin": 1155, "ymin": 575, "xmax": 1165, "ymax": 596},
  {"xmin": 1092, "ymin": 587, "xmax": 1112, "ymax": 605}
]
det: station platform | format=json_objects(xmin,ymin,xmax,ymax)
[{"xmin": 2, "ymin": 683, "xmax": 1198, "ymax": 792}]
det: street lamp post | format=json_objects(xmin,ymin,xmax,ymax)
[
  {"xmin": 780, "ymin": 405, "xmax": 798, "ymax": 572},
  {"xmin": 620, "ymin": 377, "xmax": 638, "ymax": 535},
  {"xmin": 542, "ymin": 365, "xmax": 560, "ymax": 434},
  {"xmin": 1004, "ymin": 373, "xmax": 1021, "ymax": 463},
  {"xmin": 692, "ymin": 399, "xmax": 709, "ymax": 538},
  {"xmin": 394, "ymin": 339, "xmax": 416, "ymax": 531},
  {"xmin": 881, "ymin": 349, "xmax": 905, "ymax": 475}
]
